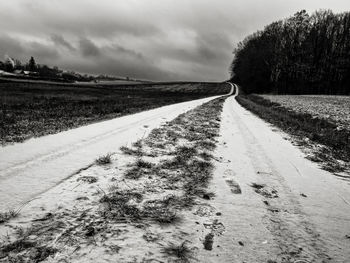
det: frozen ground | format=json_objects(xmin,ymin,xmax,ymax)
[
  {"xmin": 0, "ymin": 90, "xmax": 230, "ymax": 262},
  {"xmin": 201, "ymin": 93, "xmax": 350, "ymax": 262},
  {"xmin": 1, "ymin": 84, "xmax": 349, "ymax": 262},
  {"xmin": 0, "ymin": 95, "xmax": 222, "ymax": 211}
]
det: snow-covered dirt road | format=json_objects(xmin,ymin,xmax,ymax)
[
  {"xmin": 2, "ymin": 82, "xmax": 348, "ymax": 262},
  {"xmin": 0, "ymin": 94, "xmax": 227, "ymax": 211},
  {"xmin": 201, "ymin": 90, "xmax": 350, "ymax": 262}
]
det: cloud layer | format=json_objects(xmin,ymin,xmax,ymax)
[{"xmin": 1, "ymin": 0, "xmax": 349, "ymax": 81}]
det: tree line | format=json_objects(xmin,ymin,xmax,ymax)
[
  {"xmin": 230, "ymin": 10, "xmax": 350, "ymax": 94},
  {"xmin": 0, "ymin": 56, "xmax": 97, "ymax": 82},
  {"xmin": 0, "ymin": 56, "xmax": 130, "ymax": 82},
  {"xmin": 0, "ymin": 56, "xmax": 38, "ymax": 73}
]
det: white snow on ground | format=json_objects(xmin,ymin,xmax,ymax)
[
  {"xmin": 1, "ymin": 83, "xmax": 349, "ymax": 262},
  {"xmin": 199, "ymin": 90, "xmax": 350, "ymax": 262},
  {"xmin": 0, "ymin": 95, "xmax": 222, "ymax": 211},
  {"xmin": 0, "ymin": 92, "xmax": 230, "ymax": 262}
]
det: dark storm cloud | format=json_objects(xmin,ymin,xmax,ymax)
[
  {"xmin": 28, "ymin": 41, "xmax": 59, "ymax": 60},
  {"xmin": 109, "ymin": 45, "xmax": 144, "ymax": 61},
  {"xmin": 1, "ymin": 0, "xmax": 349, "ymax": 81},
  {"xmin": 79, "ymin": 37, "xmax": 100, "ymax": 57},
  {"xmin": 64, "ymin": 47, "xmax": 176, "ymax": 80},
  {"xmin": 45, "ymin": 16, "xmax": 162, "ymax": 39},
  {"xmin": 0, "ymin": 34, "xmax": 58, "ymax": 64},
  {"xmin": 0, "ymin": 35, "xmax": 25, "ymax": 57},
  {"xmin": 51, "ymin": 35, "xmax": 75, "ymax": 51}
]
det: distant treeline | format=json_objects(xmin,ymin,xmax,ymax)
[
  {"xmin": 0, "ymin": 56, "xmax": 129, "ymax": 83},
  {"xmin": 230, "ymin": 10, "xmax": 350, "ymax": 94}
]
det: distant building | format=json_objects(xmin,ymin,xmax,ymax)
[
  {"xmin": 13, "ymin": 70, "xmax": 38, "ymax": 76},
  {"xmin": 13, "ymin": 70, "xmax": 23, "ymax": 75}
]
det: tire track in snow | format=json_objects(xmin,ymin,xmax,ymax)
[{"xmin": 229, "ymin": 96, "xmax": 332, "ymax": 262}]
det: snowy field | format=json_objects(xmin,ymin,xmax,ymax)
[{"xmin": 260, "ymin": 95, "xmax": 350, "ymax": 130}]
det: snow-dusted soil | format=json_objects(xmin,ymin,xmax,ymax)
[
  {"xmin": 0, "ymin": 95, "xmax": 220, "ymax": 212},
  {"xmin": 201, "ymin": 94, "xmax": 350, "ymax": 262},
  {"xmin": 0, "ymin": 92, "xmax": 229, "ymax": 263},
  {"xmin": 1, "ymin": 83, "xmax": 349, "ymax": 262}
]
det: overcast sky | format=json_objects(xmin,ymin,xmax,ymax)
[{"xmin": 0, "ymin": 0, "xmax": 349, "ymax": 81}]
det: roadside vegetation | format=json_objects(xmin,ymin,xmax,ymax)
[
  {"xmin": 162, "ymin": 242, "xmax": 194, "ymax": 262},
  {"xmin": 0, "ymin": 80, "xmax": 229, "ymax": 145},
  {"xmin": 0, "ymin": 96, "xmax": 227, "ymax": 262},
  {"xmin": 0, "ymin": 210, "xmax": 19, "ymax": 224},
  {"xmin": 236, "ymin": 94, "xmax": 350, "ymax": 173},
  {"xmin": 95, "ymin": 153, "xmax": 113, "ymax": 165},
  {"xmin": 260, "ymin": 95, "xmax": 350, "ymax": 131}
]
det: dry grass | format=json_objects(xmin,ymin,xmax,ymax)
[
  {"xmin": 135, "ymin": 159, "xmax": 154, "ymax": 169},
  {"xmin": 120, "ymin": 146, "xmax": 141, "ymax": 156},
  {"xmin": 144, "ymin": 205, "xmax": 179, "ymax": 224},
  {"xmin": 0, "ymin": 222, "xmax": 59, "ymax": 262},
  {"xmin": 100, "ymin": 97, "xmax": 225, "ymax": 227},
  {"xmin": 124, "ymin": 167, "xmax": 145, "ymax": 180},
  {"xmin": 198, "ymin": 151, "xmax": 213, "ymax": 161},
  {"xmin": 260, "ymin": 95, "xmax": 350, "ymax": 130},
  {"xmin": 77, "ymin": 175, "xmax": 98, "ymax": 184},
  {"xmin": 100, "ymin": 188, "xmax": 144, "ymax": 221},
  {"xmin": 95, "ymin": 153, "xmax": 113, "ymax": 165},
  {"xmin": 100, "ymin": 188, "xmax": 181, "ymax": 224},
  {"xmin": 171, "ymin": 146, "xmax": 197, "ymax": 160},
  {"xmin": 0, "ymin": 209, "xmax": 19, "ymax": 224},
  {"xmin": 162, "ymin": 242, "xmax": 193, "ymax": 262}
]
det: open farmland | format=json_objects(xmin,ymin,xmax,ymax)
[
  {"xmin": 260, "ymin": 95, "xmax": 350, "ymax": 130},
  {"xmin": 2, "ymin": 86, "xmax": 350, "ymax": 263},
  {"xmin": 0, "ymin": 80, "xmax": 229, "ymax": 145}
]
